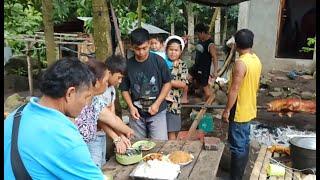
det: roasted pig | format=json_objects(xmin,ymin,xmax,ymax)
[
  {"xmin": 267, "ymin": 145, "xmax": 290, "ymax": 156},
  {"xmin": 266, "ymin": 98, "xmax": 316, "ymax": 117}
]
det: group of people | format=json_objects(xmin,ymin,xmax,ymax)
[{"xmin": 4, "ymin": 22, "xmax": 262, "ymax": 180}]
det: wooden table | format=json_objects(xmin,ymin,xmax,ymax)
[
  {"xmin": 102, "ymin": 140, "xmax": 225, "ymax": 180},
  {"xmin": 250, "ymin": 145, "xmax": 316, "ymax": 180}
]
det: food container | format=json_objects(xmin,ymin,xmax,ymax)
[
  {"xmin": 115, "ymin": 148, "xmax": 142, "ymax": 165},
  {"xmin": 289, "ymin": 136, "xmax": 316, "ymax": 174},
  {"xmin": 129, "ymin": 160, "xmax": 180, "ymax": 179}
]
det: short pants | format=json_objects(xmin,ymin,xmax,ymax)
[{"xmin": 189, "ymin": 65, "xmax": 210, "ymax": 86}]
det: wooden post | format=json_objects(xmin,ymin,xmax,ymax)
[
  {"xmin": 214, "ymin": 8, "xmax": 221, "ymax": 45},
  {"xmin": 222, "ymin": 8, "xmax": 228, "ymax": 43},
  {"xmin": 26, "ymin": 42, "xmax": 34, "ymax": 96},
  {"xmin": 35, "ymin": 43, "xmax": 43, "ymax": 75},
  {"xmin": 171, "ymin": 23, "xmax": 175, "ymax": 35},
  {"xmin": 59, "ymin": 44, "xmax": 62, "ymax": 59}
]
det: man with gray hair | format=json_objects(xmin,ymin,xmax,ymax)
[{"xmin": 4, "ymin": 58, "xmax": 106, "ymax": 179}]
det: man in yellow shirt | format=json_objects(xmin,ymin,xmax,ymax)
[{"xmin": 222, "ymin": 29, "xmax": 262, "ymax": 179}]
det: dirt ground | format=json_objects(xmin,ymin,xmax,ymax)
[
  {"xmin": 180, "ymin": 69, "xmax": 316, "ymax": 179},
  {"xmin": 4, "ymin": 69, "xmax": 316, "ymax": 179}
]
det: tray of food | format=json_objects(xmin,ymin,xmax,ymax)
[{"xmin": 130, "ymin": 153, "xmax": 180, "ymax": 180}]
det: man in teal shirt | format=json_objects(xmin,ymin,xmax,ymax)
[{"xmin": 4, "ymin": 58, "xmax": 105, "ymax": 179}]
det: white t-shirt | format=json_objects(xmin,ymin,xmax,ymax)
[
  {"xmin": 103, "ymin": 86, "xmax": 116, "ymax": 107},
  {"xmin": 96, "ymin": 86, "xmax": 116, "ymax": 135}
]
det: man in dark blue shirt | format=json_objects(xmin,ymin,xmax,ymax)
[{"xmin": 120, "ymin": 28, "xmax": 172, "ymax": 140}]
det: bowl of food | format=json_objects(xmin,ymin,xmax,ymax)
[
  {"xmin": 168, "ymin": 151, "xmax": 194, "ymax": 165},
  {"xmin": 116, "ymin": 147, "xmax": 143, "ymax": 165},
  {"xmin": 143, "ymin": 153, "xmax": 164, "ymax": 162},
  {"xmin": 132, "ymin": 140, "xmax": 156, "ymax": 151}
]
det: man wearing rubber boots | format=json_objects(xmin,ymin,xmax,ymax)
[{"xmin": 222, "ymin": 29, "xmax": 262, "ymax": 180}]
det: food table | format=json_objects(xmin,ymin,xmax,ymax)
[{"xmin": 102, "ymin": 139, "xmax": 225, "ymax": 180}]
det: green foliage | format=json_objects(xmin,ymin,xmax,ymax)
[
  {"xmin": 226, "ymin": 5, "xmax": 239, "ymax": 38},
  {"xmin": 5, "ymin": 0, "xmax": 238, "ymax": 56},
  {"xmin": 11, "ymin": 67, "xmax": 28, "ymax": 76},
  {"xmin": 4, "ymin": 1, "xmax": 43, "ymax": 54},
  {"xmin": 77, "ymin": 0, "xmax": 92, "ymax": 17},
  {"xmin": 117, "ymin": 88, "xmax": 128, "ymax": 109},
  {"xmin": 143, "ymin": 0, "xmax": 188, "ymax": 35},
  {"xmin": 300, "ymin": 37, "xmax": 316, "ymax": 53},
  {"xmin": 113, "ymin": 1, "xmax": 147, "ymax": 37},
  {"xmin": 83, "ymin": 19, "xmax": 93, "ymax": 34},
  {"xmin": 227, "ymin": 5, "xmax": 239, "ymax": 21},
  {"xmin": 32, "ymin": 43, "xmax": 48, "ymax": 67},
  {"xmin": 52, "ymin": 0, "xmax": 78, "ymax": 23},
  {"xmin": 192, "ymin": 4, "xmax": 213, "ymax": 25},
  {"xmin": 306, "ymin": 37, "xmax": 316, "ymax": 46},
  {"xmin": 76, "ymin": 0, "xmax": 93, "ymax": 33}
]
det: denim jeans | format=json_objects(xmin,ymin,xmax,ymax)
[
  {"xmin": 228, "ymin": 120, "xmax": 251, "ymax": 180},
  {"xmin": 87, "ymin": 132, "xmax": 107, "ymax": 168}
]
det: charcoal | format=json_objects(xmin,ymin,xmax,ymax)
[{"xmin": 249, "ymin": 122, "xmax": 316, "ymax": 146}]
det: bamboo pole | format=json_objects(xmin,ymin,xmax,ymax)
[
  {"xmin": 217, "ymin": 44, "xmax": 235, "ymax": 77},
  {"xmin": 187, "ymin": 89, "xmax": 216, "ymax": 140},
  {"xmin": 209, "ymin": 7, "xmax": 220, "ymax": 34}
]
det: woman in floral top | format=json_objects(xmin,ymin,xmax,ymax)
[
  {"xmin": 164, "ymin": 35, "xmax": 188, "ymax": 140},
  {"xmin": 75, "ymin": 57, "xmax": 134, "ymax": 168}
]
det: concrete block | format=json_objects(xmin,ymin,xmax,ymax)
[{"xmin": 204, "ymin": 137, "xmax": 221, "ymax": 151}]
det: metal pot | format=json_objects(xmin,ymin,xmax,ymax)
[{"xmin": 289, "ymin": 137, "xmax": 316, "ymax": 174}]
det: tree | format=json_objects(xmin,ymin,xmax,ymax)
[
  {"xmin": 166, "ymin": 0, "xmax": 186, "ymax": 35},
  {"xmin": 225, "ymin": 5, "xmax": 239, "ymax": 38},
  {"xmin": 137, "ymin": 0, "xmax": 142, "ymax": 27},
  {"xmin": 42, "ymin": 0, "xmax": 56, "ymax": 66},
  {"xmin": 92, "ymin": 0, "xmax": 113, "ymax": 61},
  {"xmin": 186, "ymin": 2, "xmax": 194, "ymax": 52},
  {"xmin": 4, "ymin": 0, "xmax": 43, "ymax": 54},
  {"xmin": 208, "ymin": 7, "xmax": 220, "ymax": 34}
]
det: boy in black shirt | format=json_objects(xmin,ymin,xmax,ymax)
[{"xmin": 119, "ymin": 28, "xmax": 172, "ymax": 140}]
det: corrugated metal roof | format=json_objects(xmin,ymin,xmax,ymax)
[{"xmin": 129, "ymin": 21, "xmax": 169, "ymax": 34}]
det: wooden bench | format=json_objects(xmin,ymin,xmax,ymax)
[
  {"xmin": 250, "ymin": 145, "xmax": 316, "ymax": 180},
  {"xmin": 102, "ymin": 139, "xmax": 225, "ymax": 180}
]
